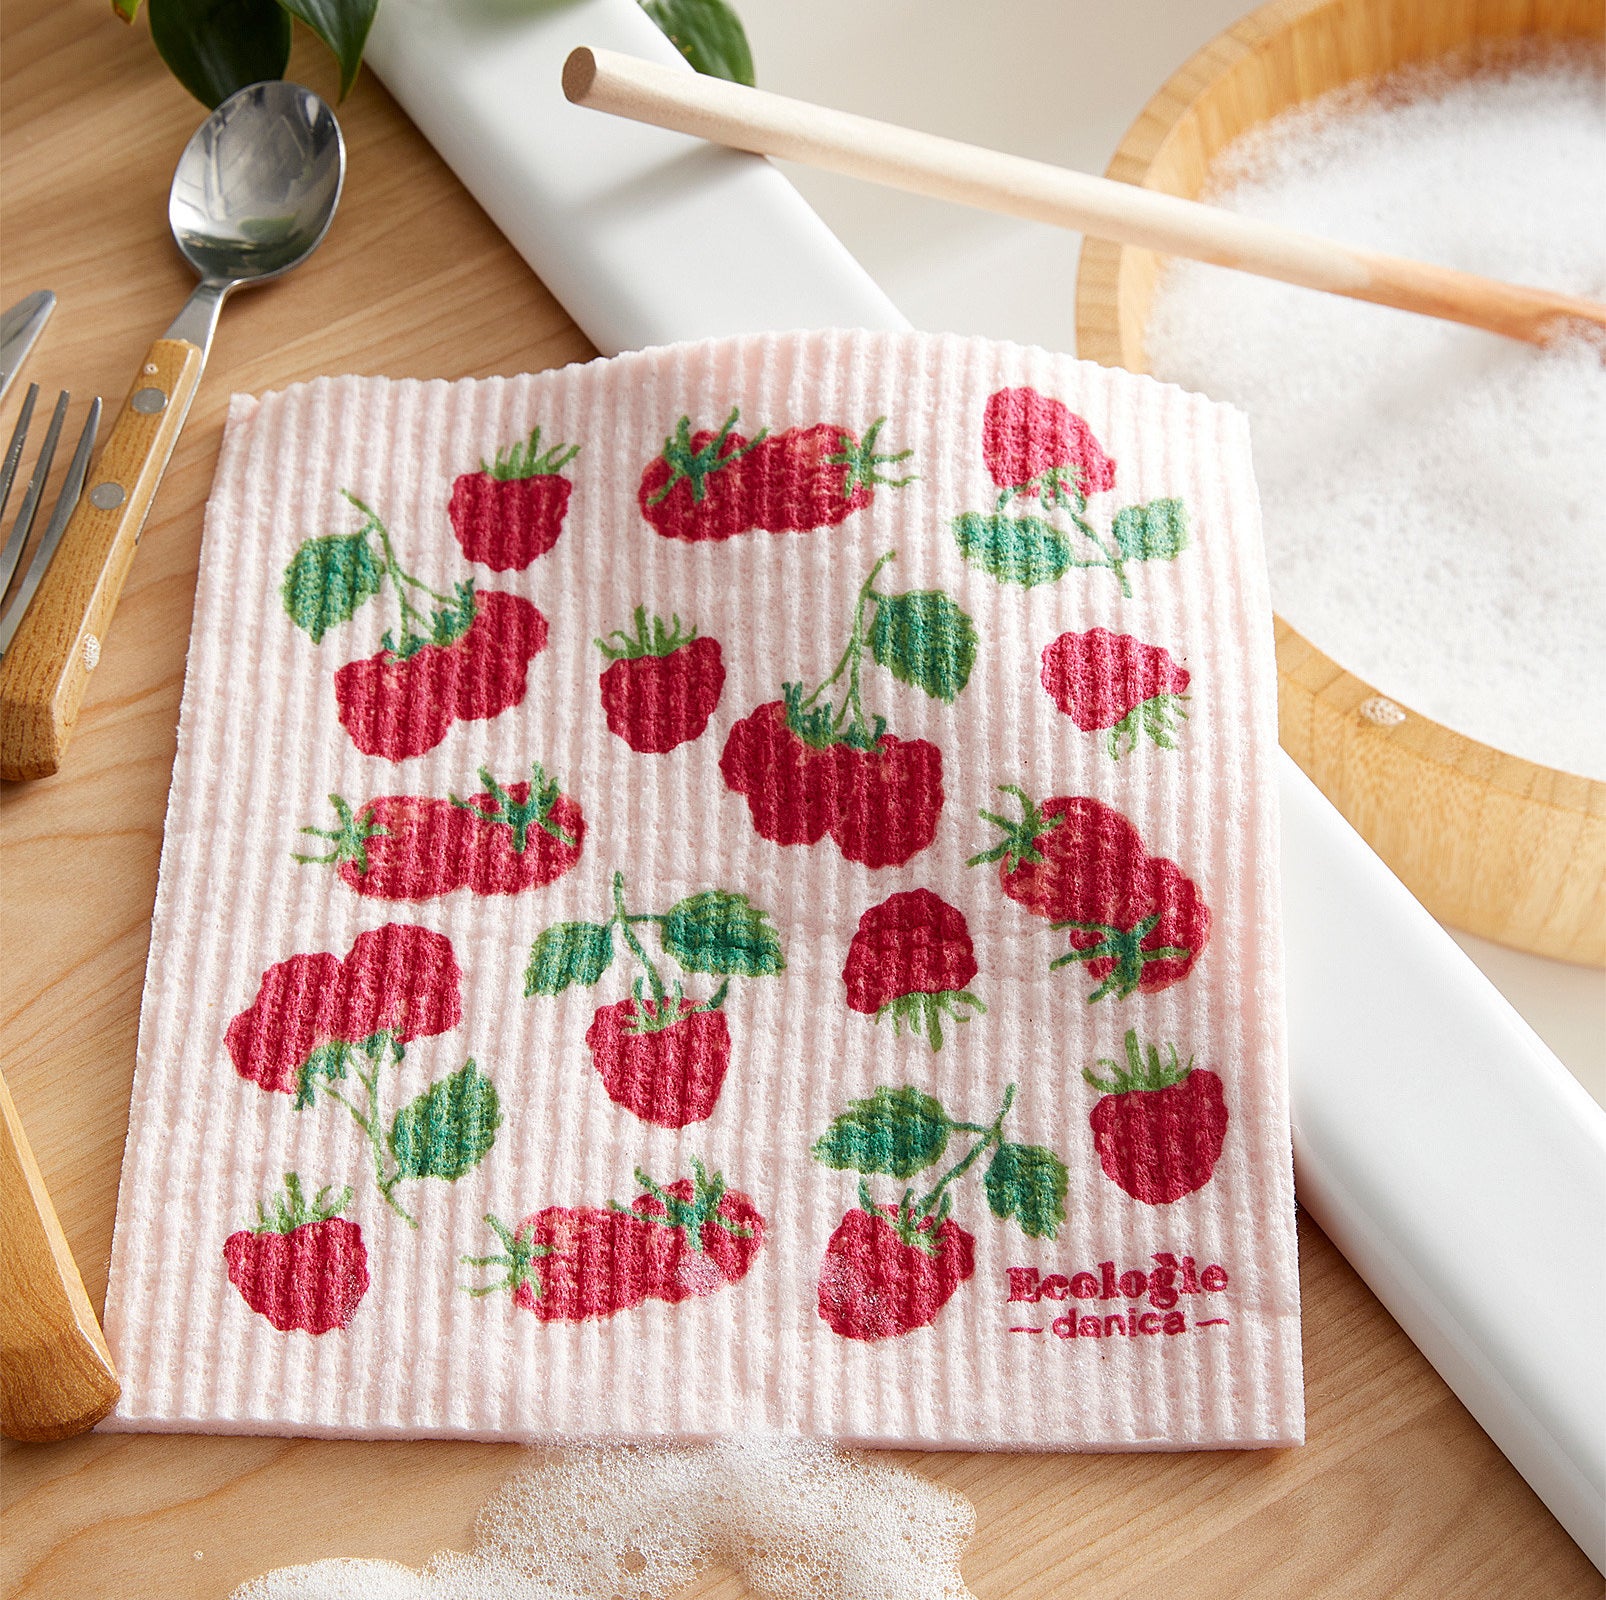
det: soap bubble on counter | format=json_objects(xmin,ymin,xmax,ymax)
[
  {"xmin": 1146, "ymin": 46, "xmax": 1606, "ymax": 780},
  {"xmin": 230, "ymin": 1438, "xmax": 976, "ymax": 1600}
]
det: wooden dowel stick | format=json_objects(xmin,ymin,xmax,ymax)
[{"xmin": 563, "ymin": 46, "xmax": 1606, "ymax": 347}]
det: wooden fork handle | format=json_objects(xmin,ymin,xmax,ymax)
[
  {"xmin": 0, "ymin": 1071, "xmax": 119, "ymax": 1442},
  {"xmin": 0, "ymin": 336, "xmax": 204, "ymax": 781}
]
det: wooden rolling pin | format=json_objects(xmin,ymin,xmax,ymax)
[
  {"xmin": 562, "ymin": 46, "xmax": 1606, "ymax": 347},
  {"xmin": 0, "ymin": 1071, "xmax": 119, "ymax": 1441}
]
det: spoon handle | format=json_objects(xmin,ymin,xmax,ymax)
[
  {"xmin": 0, "ymin": 1070, "xmax": 120, "ymax": 1441},
  {"xmin": 0, "ymin": 336, "xmax": 203, "ymax": 780}
]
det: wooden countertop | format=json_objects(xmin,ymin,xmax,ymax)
[{"xmin": 0, "ymin": 4, "xmax": 1595, "ymax": 1595}]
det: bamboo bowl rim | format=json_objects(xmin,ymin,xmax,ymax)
[{"xmin": 1073, "ymin": 0, "xmax": 1606, "ymax": 966}]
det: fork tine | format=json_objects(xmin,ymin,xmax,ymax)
[
  {"xmin": 0, "ymin": 389, "xmax": 69, "ymax": 611},
  {"xmin": 0, "ymin": 398, "xmax": 100, "ymax": 658},
  {"xmin": 0, "ymin": 383, "xmax": 40, "ymax": 527}
]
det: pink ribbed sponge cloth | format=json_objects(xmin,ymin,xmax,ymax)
[{"xmin": 104, "ymin": 329, "xmax": 1302, "ymax": 1448}]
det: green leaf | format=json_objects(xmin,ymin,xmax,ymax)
[
  {"xmin": 281, "ymin": 531, "xmax": 383, "ymax": 642},
  {"xmin": 811, "ymin": 1086, "xmax": 950, "ymax": 1179},
  {"xmin": 277, "ymin": 0, "xmax": 379, "ymax": 99},
  {"xmin": 524, "ymin": 922, "xmax": 615, "ymax": 997},
  {"xmin": 639, "ymin": 0, "xmax": 755, "ymax": 85},
  {"xmin": 984, "ymin": 1142, "xmax": 1068, "ymax": 1240},
  {"xmin": 388, "ymin": 1061, "xmax": 501, "ymax": 1181},
  {"xmin": 148, "ymin": 0, "xmax": 292, "ymax": 108},
  {"xmin": 113, "ymin": 0, "xmax": 143, "ymax": 21},
  {"xmin": 869, "ymin": 590, "xmax": 978, "ymax": 703},
  {"xmin": 660, "ymin": 891, "xmax": 785, "ymax": 978},
  {"xmin": 1111, "ymin": 498, "xmax": 1189, "ymax": 564},
  {"xmin": 952, "ymin": 511, "xmax": 1073, "ymax": 587}
]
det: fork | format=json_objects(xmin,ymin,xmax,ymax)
[{"xmin": 0, "ymin": 383, "xmax": 101, "ymax": 659}]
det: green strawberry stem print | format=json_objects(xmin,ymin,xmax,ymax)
[
  {"xmin": 303, "ymin": 1041, "xmax": 501, "ymax": 1227},
  {"xmin": 812, "ymin": 1084, "xmax": 1069, "ymax": 1341},
  {"xmin": 282, "ymin": 490, "xmax": 476, "ymax": 658},
  {"xmin": 525, "ymin": 872, "xmax": 786, "ymax": 1127},
  {"xmin": 955, "ymin": 386, "xmax": 1189, "ymax": 596},
  {"xmin": 785, "ymin": 550, "xmax": 978, "ymax": 752}
]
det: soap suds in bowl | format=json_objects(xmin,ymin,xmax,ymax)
[{"xmin": 1146, "ymin": 47, "xmax": 1606, "ymax": 780}]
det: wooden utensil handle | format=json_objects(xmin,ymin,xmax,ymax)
[
  {"xmin": 563, "ymin": 47, "xmax": 1606, "ymax": 346},
  {"xmin": 0, "ymin": 1071, "xmax": 119, "ymax": 1442},
  {"xmin": 0, "ymin": 337, "xmax": 203, "ymax": 781}
]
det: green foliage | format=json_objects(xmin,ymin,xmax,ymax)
[
  {"xmin": 661, "ymin": 891, "xmax": 785, "ymax": 977},
  {"xmin": 1111, "ymin": 498, "xmax": 1189, "ymax": 564},
  {"xmin": 524, "ymin": 922, "xmax": 615, "ymax": 997},
  {"xmin": 388, "ymin": 1060, "xmax": 501, "ymax": 1181},
  {"xmin": 278, "ymin": 0, "xmax": 380, "ymax": 99},
  {"xmin": 952, "ymin": 511, "xmax": 1073, "ymax": 587},
  {"xmin": 811, "ymin": 1086, "xmax": 951, "ymax": 1179},
  {"xmin": 869, "ymin": 590, "xmax": 978, "ymax": 703},
  {"xmin": 281, "ymin": 531, "xmax": 382, "ymax": 642},
  {"xmin": 146, "ymin": 0, "xmax": 292, "ymax": 109},
  {"xmin": 983, "ymin": 1142, "xmax": 1068, "ymax": 1239},
  {"xmin": 639, "ymin": 0, "xmax": 755, "ymax": 85}
]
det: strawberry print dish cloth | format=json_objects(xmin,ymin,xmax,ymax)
[{"xmin": 104, "ymin": 328, "xmax": 1302, "ymax": 1448}]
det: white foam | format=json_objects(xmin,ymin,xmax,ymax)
[
  {"xmin": 1146, "ymin": 48, "xmax": 1606, "ymax": 780},
  {"xmin": 229, "ymin": 1438, "xmax": 976, "ymax": 1600}
]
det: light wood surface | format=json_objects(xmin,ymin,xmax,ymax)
[
  {"xmin": 563, "ymin": 44, "xmax": 1606, "ymax": 346},
  {"xmin": 0, "ymin": 1071, "xmax": 119, "ymax": 1442},
  {"xmin": 0, "ymin": 336, "xmax": 203, "ymax": 781},
  {"xmin": 0, "ymin": 3, "xmax": 1597, "ymax": 1596},
  {"xmin": 1074, "ymin": 0, "xmax": 1606, "ymax": 967}
]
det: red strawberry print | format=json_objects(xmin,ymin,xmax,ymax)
[
  {"xmin": 464, "ymin": 1161, "xmax": 765, "ymax": 1319},
  {"xmin": 718, "ymin": 699, "xmax": 842, "ymax": 847},
  {"xmin": 294, "ymin": 765, "xmax": 583, "ymax": 900},
  {"xmin": 970, "ymin": 787, "xmax": 1210, "ymax": 1001},
  {"xmin": 627, "ymin": 1160, "xmax": 765, "ymax": 1302},
  {"xmin": 831, "ymin": 733, "xmax": 944, "ymax": 869},
  {"xmin": 597, "ymin": 608, "xmax": 725, "ymax": 754},
  {"xmin": 983, "ymin": 386, "xmax": 1117, "ymax": 505},
  {"xmin": 1041, "ymin": 627, "xmax": 1191, "ymax": 759},
  {"xmin": 525, "ymin": 872, "xmax": 786, "ymax": 1128},
  {"xmin": 638, "ymin": 411, "xmax": 764, "ymax": 542},
  {"xmin": 333, "ymin": 589, "xmax": 548, "ymax": 760},
  {"xmin": 1084, "ymin": 1030, "xmax": 1229, "ymax": 1204},
  {"xmin": 223, "ymin": 950, "xmax": 350, "ymax": 1095},
  {"xmin": 742, "ymin": 418, "xmax": 914, "ymax": 532},
  {"xmin": 818, "ymin": 1206, "xmax": 975, "ymax": 1341},
  {"xmin": 223, "ymin": 1174, "xmax": 369, "ymax": 1335},
  {"xmin": 340, "ymin": 922, "xmax": 464, "ymax": 1047},
  {"xmin": 638, "ymin": 408, "xmax": 913, "ymax": 541},
  {"xmin": 466, "ymin": 1206, "xmax": 665, "ymax": 1321},
  {"xmin": 720, "ymin": 552, "xmax": 974, "ymax": 868},
  {"xmin": 455, "ymin": 767, "xmax": 586, "ymax": 895},
  {"xmin": 295, "ymin": 795, "xmax": 467, "ymax": 900},
  {"xmin": 841, "ymin": 889, "xmax": 984, "ymax": 1051},
  {"xmin": 282, "ymin": 492, "xmax": 548, "ymax": 760},
  {"xmin": 225, "ymin": 925, "xmax": 473, "ymax": 1225},
  {"xmin": 448, "ymin": 425, "xmax": 578, "ymax": 570},
  {"xmin": 811, "ymin": 1083, "xmax": 1067, "ymax": 1340},
  {"xmin": 585, "ymin": 996, "xmax": 732, "ymax": 1129}
]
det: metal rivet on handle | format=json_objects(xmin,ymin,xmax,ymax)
[
  {"xmin": 89, "ymin": 482, "xmax": 125, "ymax": 510},
  {"xmin": 131, "ymin": 387, "xmax": 168, "ymax": 414},
  {"xmin": 83, "ymin": 634, "xmax": 101, "ymax": 671}
]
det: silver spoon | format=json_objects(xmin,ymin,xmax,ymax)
[{"xmin": 0, "ymin": 81, "xmax": 345, "ymax": 781}]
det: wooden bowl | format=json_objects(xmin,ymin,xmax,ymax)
[{"xmin": 1075, "ymin": 0, "xmax": 1606, "ymax": 967}]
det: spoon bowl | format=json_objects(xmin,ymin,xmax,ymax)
[{"xmin": 167, "ymin": 82, "xmax": 345, "ymax": 349}]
